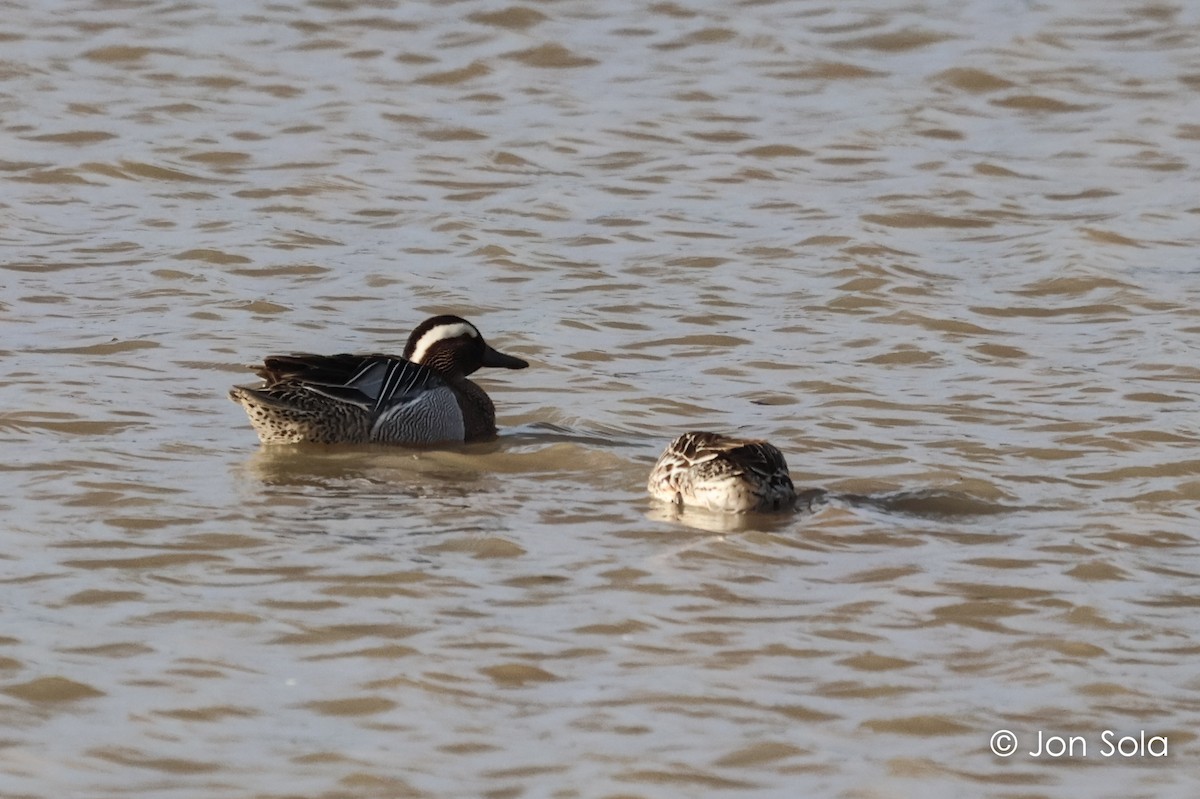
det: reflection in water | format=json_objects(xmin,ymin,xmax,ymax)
[
  {"xmin": 4, "ymin": 0, "xmax": 1200, "ymax": 796},
  {"xmin": 644, "ymin": 497, "xmax": 816, "ymax": 536},
  {"xmin": 242, "ymin": 443, "xmax": 496, "ymax": 490}
]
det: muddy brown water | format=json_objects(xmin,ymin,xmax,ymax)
[{"xmin": 3, "ymin": 1, "xmax": 1200, "ymax": 796}]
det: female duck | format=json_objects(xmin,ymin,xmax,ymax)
[
  {"xmin": 230, "ymin": 315, "xmax": 528, "ymax": 445},
  {"xmin": 648, "ymin": 431, "xmax": 797, "ymax": 513}
]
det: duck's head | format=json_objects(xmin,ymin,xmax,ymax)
[{"xmin": 404, "ymin": 315, "xmax": 529, "ymax": 377}]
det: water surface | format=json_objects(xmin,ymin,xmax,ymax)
[{"xmin": 3, "ymin": 0, "xmax": 1200, "ymax": 796}]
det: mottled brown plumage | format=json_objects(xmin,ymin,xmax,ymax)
[{"xmin": 647, "ymin": 431, "xmax": 797, "ymax": 513}]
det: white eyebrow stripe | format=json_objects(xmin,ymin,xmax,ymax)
[{"xmin": 407, "ymin": 322, "xmax": 477, "ymax": 364}]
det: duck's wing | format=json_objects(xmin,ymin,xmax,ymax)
[
  {"xmin": 256, "ymin": 353, "xmax": 386, "ymax": 385},
  {"xmin": 257, "ymin": 354, "xmax": 446, "ymax": 412}
]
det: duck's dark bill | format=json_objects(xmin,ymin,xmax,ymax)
[{"xmin": 481, "ymin": 346, "xmax": 528, "ymax": 370}]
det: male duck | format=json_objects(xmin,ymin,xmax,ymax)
[
  {"xmin": 648, "ymin": 431, "xmax": 797, "ymax": 513},
  {"xmin": 229, "ymin": 315, "xmax": 528, "ymax": 445}
]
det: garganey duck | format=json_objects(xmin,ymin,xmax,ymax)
[
  {"xmin": 648, "ymin": 431, "xmax": 797, "ymax": 513},
  {"xmin": 229, "ymin": 315, "xmax": 528, "ymax": 445}
]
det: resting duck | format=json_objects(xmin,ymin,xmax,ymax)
[
  {"xmin": 648, "ymin": 431, "xmax": 797, "ymax": 513},
  {"xmin": 229, "ymin": 315, "xmax": 527, "ymax": 445}
]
